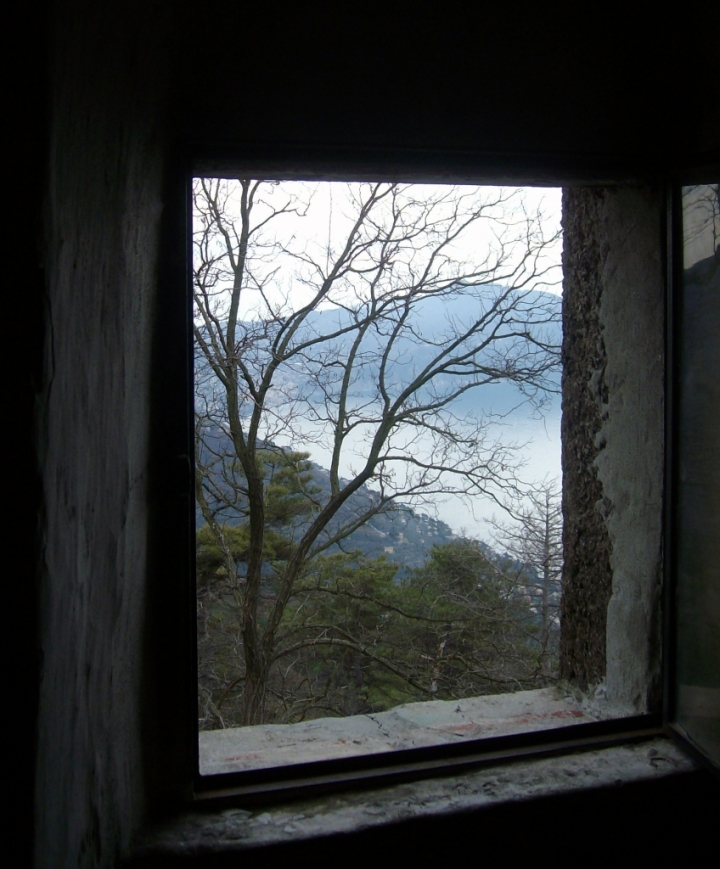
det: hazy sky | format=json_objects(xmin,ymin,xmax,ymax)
[
  {"xmin": 194, "ymin": 181, "xmax": 563, "ymax": 540},
  {"xmin": 195, "ymin": 181, "xmax": 563, "ymax": 322},
  {"xmin": 262, "ymin": 182, "xmax": 562, "ymax": 287}
]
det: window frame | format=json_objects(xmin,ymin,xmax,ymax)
[{"xmin": 181, "ymin": 155, "xmax": 714, "ymax": 804}]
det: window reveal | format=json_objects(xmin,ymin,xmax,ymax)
[{"xmin": 191, "ymin": 179, "xmax": 671, "ymax": 781}]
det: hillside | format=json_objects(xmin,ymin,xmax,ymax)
[
  {"xmin": 196, "ymin": 433, "xmax": 459, "ymax": 571},
  {"xmin": 195, "ymin": 285, "xmax": 562, "ymax": 553}
]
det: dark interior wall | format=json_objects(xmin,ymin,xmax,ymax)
[
  {"xmin": 18, "ymin": 2, "xmax": 719, "ymax": 867},
  {"xmin": 186, "ymin": 4, "xmax": 718, "ymax": 172},
  {"xmin": 34, "ymin": 2, "xmax": 174, "ymax": 865}
]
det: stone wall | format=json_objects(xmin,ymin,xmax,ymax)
[{"xmin": 559, "ymin": 188, "xmax": 614, "ymax": 688}]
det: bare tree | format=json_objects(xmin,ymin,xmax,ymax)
[
  {"xmin": 193, "ymin": 178, "xmax": 561, "ymax": 725},
  {"xmin": 682, "ymin": 183, "xmax": 720, "ymax": 268},
  {"xmin": 489, "ymin": 478, "xmax": 563, "ymax": 677}
]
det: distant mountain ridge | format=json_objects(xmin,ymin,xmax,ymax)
[
  {"xmin": 264, "ymin": 286, "xmax": 562, "ymax": 418},
  {"xmin": 195, "ymin": 285, "xmax": 562, "ymax": 552}
]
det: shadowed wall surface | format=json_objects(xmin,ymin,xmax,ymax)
[{"xmin": 13, "ymin": 2, "xmax": 719, "ymax": 866}]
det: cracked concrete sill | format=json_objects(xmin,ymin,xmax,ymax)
[
  {"xmin": 198, "ymin": 687, "xmax": 620, "ymax": 775},
  {"xmin": 130, "ymin": 737, "xmax": 698, "ymax": 863}
]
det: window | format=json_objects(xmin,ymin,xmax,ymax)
[
  {"xmin": 194, "ymin": 180, "xmax": 570, "ymax": 774},
  {"xmin": 188, "ymin": 174, "xmax": 695, "ymax": 792},
  {"xmin": 670, "ymin": 181, "xmax": 720, "ymax": 769}
]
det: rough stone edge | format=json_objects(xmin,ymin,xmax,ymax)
[{"xmin": 559, "ymin": 187, "xmax": 613, "ymax": 687}]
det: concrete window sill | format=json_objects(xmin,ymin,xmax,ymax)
[
  {"xmin": 130, "ymin": 737, "xmax": 700, "ymax": 864},
  {"xmin": 198, "ymin": 686, "xmax": 621, "ymax": 775}
]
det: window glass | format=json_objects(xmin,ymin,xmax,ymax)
[{"xmin": 675, "ymin": 182, "xmax": 720, "ymax": 767}]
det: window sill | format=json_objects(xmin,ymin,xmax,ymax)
[
  {"xmin": 130, "ymin": 737, "xmax": 700, "ymax": 864},
  {"xmin": 198, "ymin": 687, "xmax": 621, "ymax": 775}
]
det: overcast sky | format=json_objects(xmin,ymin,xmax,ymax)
[
  {"xmin": 194, "ymin": 181, "xmax": 563, "ymax": 540},
  {"xmin": 195, "ymin": 181, "xmax": 563, "ymax": 322}
]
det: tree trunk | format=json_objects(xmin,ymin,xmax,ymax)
[{"xmin": 242, "ymin": 654, "xmax": 269, "ymax": 725}]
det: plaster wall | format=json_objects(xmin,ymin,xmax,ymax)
[
  {"xmin": 560, "ymin": 187, "xmax": 664, "ymax": 710},
  {"xmin": 596, "ymin": 187, "xmax": 664, "ymax": 711}
]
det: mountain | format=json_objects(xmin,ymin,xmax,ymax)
[
  {"xmin": 195, "ymin": 286, "xmax": 563, "ymax": 546},
  {"xmin": 196, "ymin": 432, "xmax": 459, "ymax": 573},
  {"xmin": 294, "ymin": 459, "xmax": 461, "ymax": 570},
  {"xmin": 256, "ymin": 287, "xmax": 562, "ymax": 419}
]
